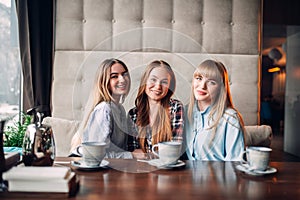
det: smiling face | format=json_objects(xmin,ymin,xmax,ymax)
[
  {"xmin": 145, "ymin": 67, "xmax": 171, "ymax": 104},
  {"xmin": 109, "ymin": 63, "xmax": 130, "ymax": 102},
  {"xmin": 193, "ymin": 73, "xmax": 221, "ymax": 111}
]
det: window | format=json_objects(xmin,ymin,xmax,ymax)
[{"xmin": 0, "ymin": 0, "xmax": 21, "ymax": 117}]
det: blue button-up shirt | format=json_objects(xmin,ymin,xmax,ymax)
[{"xmin": 184, "ymin": 105, "xmax": 244, "ymax": 161}]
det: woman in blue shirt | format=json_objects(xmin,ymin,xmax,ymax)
[{"xmin": 184, "ymin": 59, "xmax": 245, "ymax": 161}]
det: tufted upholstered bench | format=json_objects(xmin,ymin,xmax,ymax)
[{"xmin": 47, "ymin": 0, "xmax": 268, "ymax": 156}]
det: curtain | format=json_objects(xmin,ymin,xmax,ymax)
[{"xmin": 15, "ymin": 0, "xmax": 54, "ymax": 117}]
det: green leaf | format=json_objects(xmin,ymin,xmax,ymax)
[{"xmin": 3, "ymin": 112, "xmax": 32, "ymax": 147}]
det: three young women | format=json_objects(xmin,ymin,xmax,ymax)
[{"xmin": 71, "ymin": 58, "xmax": 245, "ymax": 161}]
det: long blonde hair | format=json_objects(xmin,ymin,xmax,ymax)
[
  {"xmin": 187, "ymin": 60, "xmax": 245, "ymax": 141},
  {"xmin": 135, "ymin": 60, "xmax": 176, "ymax": 152}
]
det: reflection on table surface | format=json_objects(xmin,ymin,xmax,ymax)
[{"xmin": 2, "ymin": 157, "xmax": 300, "ymax": 200}]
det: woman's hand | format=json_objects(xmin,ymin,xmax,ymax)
[
  {"xmin": 132, "ymin": 149, "xmax": 158, "ymax": 160},
  {"xmin": 132, "ymin": 149, "xmax": 148, "ymax": 159}
]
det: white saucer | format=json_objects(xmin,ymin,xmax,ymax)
[
  {"xmin": 148, "ymin": 159, "xmax": 186, "ymax": 169},
  {"xmin": 236, "ymin": 163, "xmax": 277, "ymax": 176},
  {"xmin": 71, "ymin": 159, "xmax": 109, "ymax": 170}
]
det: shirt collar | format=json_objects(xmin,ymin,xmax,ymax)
[{"xmin": 194, "ymin": 102, "xmax": 211, "ymax": 115}]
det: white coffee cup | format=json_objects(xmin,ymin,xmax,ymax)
[
  {"xmin": 242, "ymin": 146, "xmax": 272, "ymax": 171},
  {"xmin": 152, "ymin": 141, "xmax": 182, "ymax": 165},
  {"xmin": 76, "ymin": 142, "xmax": 107, "ymax": 166}
]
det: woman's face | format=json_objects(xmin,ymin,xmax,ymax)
[
  {"xmin": 145, "ymin": 67, "xmax": 171, "ymax": 103},
  {"xmin": 193, "ymin": 73, "xmax": 220, "ymax": 109},
  {"xmin": 109, "ymin": 63, "xmax": 130, "ymax": 101}
]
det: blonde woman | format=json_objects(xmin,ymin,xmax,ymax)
[
  {"xmin": 127, "ymin": 60, "xmax": 184, "ymax": 159},
  {"xmin": 184, "ymin": 59, "xmax": 245, "ymax": 161},
  {"xmin": 71, "ymin": 58, "xmax": 132, "ymax": 158}
]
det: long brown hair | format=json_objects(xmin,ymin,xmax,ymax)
[{"xmin": 135, "ymin": 60, "xmax": 176, "ymax": 152}]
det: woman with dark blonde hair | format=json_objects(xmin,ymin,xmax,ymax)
[
  {"xmin": 70, "ymin": 58, "xmax": 132, "ymax": 158},
  {"xmin": 127, "ymin": 60, "xmax": 184, "ymax": 159},
  {"xmin": 184, "ymin": 59, "xmax": 245, "ymax": 161}
]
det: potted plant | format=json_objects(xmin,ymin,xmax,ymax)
[{"xmin": 3, "ymin": 113, "xmax": 32, "ymax": 151}]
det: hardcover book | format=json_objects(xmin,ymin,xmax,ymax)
[{"xmin": 2, "ymin": 166, "xmax": 79, "ymax": 196}]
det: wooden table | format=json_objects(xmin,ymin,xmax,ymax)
[{"xmin": 1, "ymin": 157, "xmax": 300, "ymax": 199}]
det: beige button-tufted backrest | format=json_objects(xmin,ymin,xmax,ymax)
[{"xmin": 53, "ymin": 0, "xmax": 262, "ymax": 125}]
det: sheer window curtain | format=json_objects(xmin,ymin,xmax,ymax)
[{"xmin": 15, "ymin": 0, "xmax": 54, "ymax": 117}]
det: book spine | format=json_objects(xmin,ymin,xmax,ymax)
[{"xmin": 7, "ymin": 172, "xmax": 76, "ymax": 193}]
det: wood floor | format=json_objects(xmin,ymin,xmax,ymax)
[{"xmin": 269, "ymin": 133, "xmax": 300, "ymax": 162}]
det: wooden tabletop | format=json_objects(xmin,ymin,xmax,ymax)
[{"xmin": 1, "ymin": 157, "xmax": 300, "ymax": 199}]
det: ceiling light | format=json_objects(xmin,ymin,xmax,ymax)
[{"xmin": 268, "ymin": 67, "xmax": 280, "ymax": 73}]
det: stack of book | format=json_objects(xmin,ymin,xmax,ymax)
[
  {"xmin": 4, "ymin": 151, "xmax": 21, "ymax": 171},
  {"xmin": 2, "ymin": 166, "xmax": 78, "ymax": 197}
]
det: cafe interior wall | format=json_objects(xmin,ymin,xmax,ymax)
[
  {"xmin": 263, "ymin": 0, "xmax": 300, "ymax": 157},
  {"xmin": 284, "ymin": 27, "xmax": 300, "ymax": 157}
]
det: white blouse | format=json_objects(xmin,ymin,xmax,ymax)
[{"xmin": 82, "ymin": 101, "xmax": 132, "ymax": 159}]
